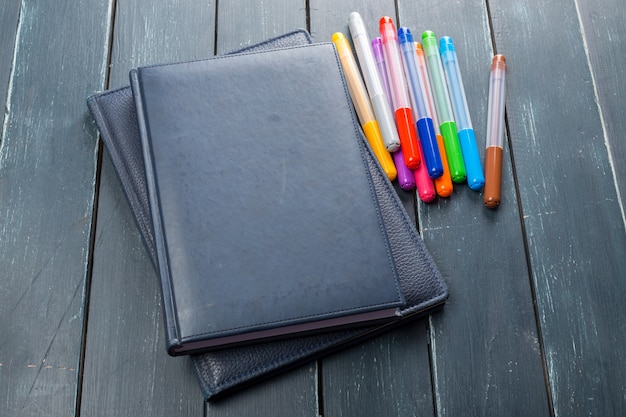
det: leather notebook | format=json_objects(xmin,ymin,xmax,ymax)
[
  {"xmin": 130, "ymin": 42, "xmax": 412, "ymax": 354},
  {"xmin": 87, "ymin": 30, "xmax": 448, "ymax": 401}
]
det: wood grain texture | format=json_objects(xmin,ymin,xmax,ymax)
[
  {"xmin": 322, "ymin": 320, "xmax": 435, "ymax": 417},
  {"xmin": 575, "ymin": 0, "xmax": 626, "ymax": 219},
  {"xmin": 215, "ymin": 0, "xmax": 306, "ymax": 55},
  {"xmin": 80, "ymin": 1, "xmax": 212, "ymax": 416},
  {"xmin": 0, "ymin": 0, "xmax": 21, "ymax": 140},
  {"xmin": 105, "ymin": 0, "xmax": 215, "ymax": 89},
  {"xmin": 398, "ymin": 0, "xmax": 551, "ymax": 415},
  {"xmin": 489, "ymin": 0, "xmax": 626, "ymax": 415},
  {"xmin": 308, "ymin": 0, "xmax": 396, "ymax": 42},
  {"xmin": 0, "ymin": 0, "xmax": 112, "ymax": 415}
]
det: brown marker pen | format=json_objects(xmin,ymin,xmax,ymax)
[{"xmin": 484, "ymin": 55, "xmax": 507, "ymax": 208}]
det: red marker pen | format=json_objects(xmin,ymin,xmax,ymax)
[{"xmin": 379, "ymin": 16, "xmax": 421, "ymax": 169}]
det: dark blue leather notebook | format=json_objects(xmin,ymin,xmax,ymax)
[
  {"xmin": 87, "ymin": 30, "xmax": 447, "ymax": 400},
  {"xmin": 130, "ymin": 42, "xmax": 411, "ymax": 355}
]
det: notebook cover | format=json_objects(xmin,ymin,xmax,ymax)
[
  {"xmin": 86, "ymin": 30, "xmax": 314, "ymax": 265},
  {"xmin": 86, "ymin": 30, "xmax": 448, "ymax": 401},
  {"xmin": 131, "ymin": 42, "xmax": 409, "ymax": 355}
]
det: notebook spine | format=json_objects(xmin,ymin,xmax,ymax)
[{"xmin": 130, "ymin": 69, "xmax": 181, "ymax": 352}]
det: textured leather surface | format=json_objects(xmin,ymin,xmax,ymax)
[
  {"xmin": 86, "ymin": 29, "xmax": 447, "ymax": 401},
  {"xmin": 134, "ymin": 43, "xmax": 406, "ymax": 351}
]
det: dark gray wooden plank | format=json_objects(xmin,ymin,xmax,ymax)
[
  {"xmin": 575, "ymin": 0, "xmax": 626, "ymax": 215},
  {"xmin": 206, "ymin": 2, "xmax": 320, "ymax": 416},
  {"xmin": 489, "ymin": 0, "xmax": 626, "ymax": 415},
  {"xmin": 398, "ymin": 0, "xmax": 551, "ymax": 415},
  {"xmin": 216, "ymin": 0, "xmax": 307, "ymax": 55},
  {"xmin": 105, "ymin": 0, "xmax": 215, "ymax": 89},
  {"xmin": 80, "ymin": 0, "xmax": 213, "ymax": 416},
  {"xmin": 306, "ymin": 0, "xmax": 400, "ymax": 184},
  {"xmin": 0, "ymin": 0, "xmax": 112, "ymax": 415},
  {"xmin": 309, "ymin": 3, "xmax": 435, "ymax": 416},
  {"xmin": 322, "ymin": 320, "xmax": 434, "ymax": 417},
  {"xmin": 308, "ymin": 0, "xmax": 395, "ymax": 43},
  {"xmin": 0, "ymin": 0, "xmax": 21, "ymax": 139}
]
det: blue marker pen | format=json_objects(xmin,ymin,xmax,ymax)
[
  {"xmin": 398, "ymin": 28, "xmax": 443, "ymax": 180},
  {"xmin": 440, "ymin": 36, "xmax": 484, "ymax": 190}
]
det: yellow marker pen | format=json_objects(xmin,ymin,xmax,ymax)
[{"xmin": 332, "ymin": 32, "xmax": 397, "ymax": 181}]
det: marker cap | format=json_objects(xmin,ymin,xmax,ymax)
[
  {"xmin": 397, "ymin": 27, "xmax": 414, "ymax": 44},
  {"xmin": 421, "ymin": 30, "xmax": 438, "ymax": 53},
  {"xmin": 372, "ymin": 37, "xmax": 384, "ymax": 63},
  {"xmin": 439, "ymin": 36, "xmax": 456, "ymax": 53},
  {"xmin": 331, "ymin": 32, "xmax": 347, "ymax": 44},
  {"xmin": 415, "ymin": 41, "xmax": 424, "ymax": 56},
  {"xmin": 379, "ymin": 16, "xmax": 397, "ymax": 41},
  {"xmin": 491, "ymin": 54, "xmax": 507, "ymax": 70}
]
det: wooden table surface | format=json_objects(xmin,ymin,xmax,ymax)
[{"xmin": 1, "ymin": 0, "xmax": 625, "ymax": 416}]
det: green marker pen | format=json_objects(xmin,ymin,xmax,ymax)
[{"xmin": 421, "ymin": 31, "xmax": 466, "ymax": 183}]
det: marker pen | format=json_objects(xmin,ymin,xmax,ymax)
[
  {"xmin": 413, "ymin": 141, "xmax": 437, "ymax": 203},
  {"xmin": 415, "ymin": 42, "xmax": 453, "ymax": 197},
  {"xmin": 372, "ymin": 37, "xmax": 415, "ymax": 190},
  {"xmin": 379, "ymin": 17, "xmax": 421, "ymax": 169},
  {"xmin": 440, "ymin": 36, "xmax": 484, "ymax": 190},
  {"xmin": 484, "ymin": 54, "xmax": 507, "ymax": 208},
  {"xmin": 332, "ymin": 32, "xmax": 397, "ymax": 180},
  {"xmin": 398, "ymin": 27, "xmax": 443, "ymax": 180},
  {"xmin": 421, "ymin": 31, "xmax": 466, "ymax": 183},
  {"xmin": 348, "ymin": 12, "xmax": 401, "ymax": 152}
]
